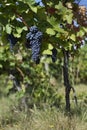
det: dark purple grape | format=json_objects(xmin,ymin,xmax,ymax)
[
  {"xmin": 34, "ymin": 31, "xmax": 43, "ymax": 40},
  {"xmin": 29, "ymin": 26, "xmax": 38, "ymax": 33},
  {"xmin": 26, "ymin": 26, "xmax": 43, "ymax": 64},
  {"xmin": 26, "ymin": 32, "xmax": 34, "ymax": 41},
  {"xmin": 8, "ymin": 34, "xmax": 17, "ymax": 51},
  {"xmin": 51, "ymin": 48, "xmax": 57, "ymax": 62}
]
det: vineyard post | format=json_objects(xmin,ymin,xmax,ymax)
[{"xmin": 63, "ymin": 49, "xmax": 71, "ymax": 112}]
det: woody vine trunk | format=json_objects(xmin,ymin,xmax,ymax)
[{"xmin": 63, "ymin": 49, "xmax": 71, "ymax": 112}]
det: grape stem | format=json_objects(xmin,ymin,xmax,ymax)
[
  {"xmin": 15, "ymin": 11, "xmax": 29, "ymax": 30},
  {"xmin": 16, "ymin": 67, "xmax": 24, "ymax": 79}
]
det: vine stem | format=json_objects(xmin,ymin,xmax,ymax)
[
  {"xmin": 62, "ymin": 49, "xmax": 78, "ymax": 112},
  {"xmin": 14, "ymin": 11, "xmax": 29, "ymax": 30},
  {"xmin": 16, "ymin": 67, "xmax": 24, "ymax": 79}
]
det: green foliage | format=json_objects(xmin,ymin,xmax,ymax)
[
  {"xmin": 0, "ymin": 0, "xmax": 87, "ymax": 112},
  {"xmin": 0, "ymin": 0, "xmax": 86, "ymax": 53},
  {"xmin": 71, "ymin": 45, "xmax": 87, "ymax": 84}
]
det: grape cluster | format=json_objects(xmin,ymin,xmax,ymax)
[
  {"xmin": 26, "ymin": 26, "xmax": 43, "ymax": 64},
  {"xmin": 51, "ymin": 48, "xmax": 57, "ymax": 62},
  {"xmin": 8, "ymin": 34, "xmax": 17, "ymax": 51}
]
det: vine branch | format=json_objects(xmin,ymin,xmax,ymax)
[{"xmin": 14, "ymin": 11, "xmax": 29, "ymax": 30}]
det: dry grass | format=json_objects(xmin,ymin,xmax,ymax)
[
  {"xmin": 0, "ymin": 84, "xmax": 87, "ymax": 130},
  {"xmin": 0, "ymin": 104, "xmax": 87, "ymax": 130}
]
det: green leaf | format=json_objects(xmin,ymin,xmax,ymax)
[
  {"xmin": 16, "ymin": 26, "xmax": 28, "ymax": 34},
  {"xmin": 43, "ymin": 49, "xmax": 52, "ymax": 55},
  {"xmin": 1, "ymin": 32, "xmax": 8, "ymax": 44},
  {"xmin": 54, "ymin": 26, "xmax": 66, "ymax": 33},
  {"xmin": 25, "ymin": 0, "xmax": 35, "ymax": 5},
  {"xmin": 68, "ymin": 42, "xmax": 73, "ymax": 50},
  {"xmin": 48, "ymin": 44, "xmax": 53, "ymax": 50},
  {"xmin": 10, "ymin": 62, "xmax": 15, "ymax": 67},
  {"xmin": 16, "ymin": 1, "xmax": 28, "ymax": 13},
  {"xmin": 46, "ymin": 28, "xmax": 55, "ymax": 35},
  {"xmin": 37, "ymin": 8, "xmax": 46, "ymax": 20},
  {"xmin": 55, "ymin": 2, "xmax": 63, "ymax": 10},
  {"xmin": 63, "ymin": 13, "xmax": 73, "ymax": 24},
  {"xmin": 82, "ymin": 27, "xmax": 87, "ymax": 33},
  {"xmin": 23, "ymin": 26, "xmax": 28, "ymax": 31},
  {"xmin": 19, "ymin": 0, "xmax": 35, "ymax": 5},
  {"xmin": 29, "ymin": 5, "xmax": 37, "ymax": 13},
  {"xmin": 0, "ymin": 64, "xmax": 3, "ymax": 68},
  {"xmin": 47, "ymin": 16, "xmax": 58, "ymax": 27},
  {"xmin": 77, "ymin": 30, "xmax": 85, "ymax": 37},
  {"xmin": 70, "ymin": 34, "xmax": 76, "ymax": 41},
  {"xmin": 5, "ymin": 24, "xmax": 12, "ymax": 34},
  {"xmin": 13, "ymin": 32, "xmax": 21, "ymax": 38},
  {"xmin": 55, "ymin": 2, "xmax": 67, "ymax": 14},
  {"xmin": 16, "ymin": 27, "xmax": 23, "ymax": 34},
  {"xmin": 0, "ymin": 15, "xmax": 8, "ymax": 25}
]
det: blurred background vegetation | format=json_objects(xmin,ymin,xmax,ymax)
[{"xmin": 0, "ymin": 43, "xmax": 87, "ymax": 130}]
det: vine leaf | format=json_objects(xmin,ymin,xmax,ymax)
[
  {"xmin": 46, "ymin": 28, "xmax": 55, "ymax": 35},
  {"xmin": 5, "ymin": 24, "xmax": 12, "ymax": 34},
  {"xmin": 43, "ymin": 50, "xmax": 52, "ymax": 55},
  {"xmin": 70, "ymin": 34, "xmax": 76, "ymax": 41}
]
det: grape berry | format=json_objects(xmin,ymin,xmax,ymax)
[
  {"xmin": 8, "ymin": 34, "xmax": 17, "ymax": 51},
  {"xmin": 26, "ymin": 26, "xmax": 43, "ymax": 64},
  {"xmin": 51, "ymin": 48, "xmax": 57, "ymax": 62}
]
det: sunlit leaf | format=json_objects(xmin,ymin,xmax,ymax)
[
  {"xmin": 77, "ymin": 30, "xmax": 85, "ymax": 37},
  {"xmin": 5, "ymin": 24, "xmax": 12, "ymax": 34},
  {"xmin": 29, "ymin": 5, "xmax": 37, "ymax": 13},
  {"xmin": 46, "ymin": 28, "xmax": 55, "ymax": 35},
  {"xmin": 48, "ymin": 44, "xmax": 53, "ymax": 50},
  {"xmin": 16, "ymin": 27, "xmax": 23, "ymax": 34},
  {"xmin": 43, "ymin": 49, "xmax": 52, "ymax": 55},
  {"xmin": 63, "ymin": 13, "xmax": 73, "ymax": 24},
  {"xmin": 70, "ymin": 34, "xmax": 76, "ymax": 41}
]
